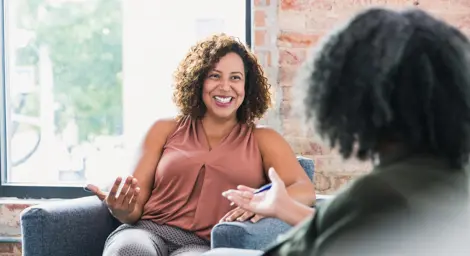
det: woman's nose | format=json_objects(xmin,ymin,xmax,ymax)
[{"xmin": 219, "ymin": 80, "xmax": 231, "ymax": 91}]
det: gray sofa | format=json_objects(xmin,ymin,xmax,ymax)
[{"xmin": 20, "ymin": 156, "xmax": 316, "ymax": 256}]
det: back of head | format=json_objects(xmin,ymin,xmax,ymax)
[{"xmin": 297, "ymin": 8, "xmax": 470, "ymax": 168}]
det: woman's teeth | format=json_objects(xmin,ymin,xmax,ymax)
[{"xmin": 214, "ymin": 96, "xmax": 232, "ymax": 103}]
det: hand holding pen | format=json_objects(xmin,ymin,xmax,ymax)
[
  {"xmin": 254, "ymin": 183, "xmax": 272, "ymax": 194},
  {"xmin": 222, "ymin": 167, "xmax": 290, "ymax": 219}
]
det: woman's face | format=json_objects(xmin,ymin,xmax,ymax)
[{"xmin": 202, "ymin": 52, "xmax": 246, "ymax": 121}]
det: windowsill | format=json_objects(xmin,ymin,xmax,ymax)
[
  {"xmin": 0, "ymin": 197, "xmax": 64, "ymax": 204},
  {"xmin": 0, "ymin": 236, "xmax": 21, "ymax": 243}
]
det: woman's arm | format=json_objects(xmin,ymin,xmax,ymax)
[
  {"xmin": 276, "ymin": 197, "xmax": 316, "ymax": 226},
  {"xmin": 119, "ymin": 118, "xmax": 177, "ymax": 224},
  {"xmin": 254, "ymin": 127, "xmax": 316, "ymax": 206}
]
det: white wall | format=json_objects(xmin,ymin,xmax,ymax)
[{"xmin": 122, "ymin": 0, "xmax": 246, "ymax": 152}]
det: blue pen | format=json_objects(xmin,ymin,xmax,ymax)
[{"xmin": 254, "ymin": 183, "xmax": 272, "ymax": 194}]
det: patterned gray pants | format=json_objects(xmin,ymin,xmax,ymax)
[{"xmin": 103, "ymin": 220, "xmax": 210, "ymax": 256}]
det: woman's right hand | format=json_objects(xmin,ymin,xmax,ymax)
[{"xmin": 86, "ymin": 176, "xmax": 141, "ymax": 221}]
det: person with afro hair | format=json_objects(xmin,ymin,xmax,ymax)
[
  {"xmin": 86, "ymin": 33, "xmax": 315, "ymax": 256},
  {"xmin": 217, "ymin": 7, "xmax": 470, "ymax": 256}
]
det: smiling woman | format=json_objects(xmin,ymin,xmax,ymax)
[
  {"xmin": 173, "ymin": 34, "xmax": 271, "ymax": 124},
  {"xmin": 83, "ymin": 33, "xmax": 316, "ymax": 256}
]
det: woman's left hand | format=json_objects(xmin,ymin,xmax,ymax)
[{"xmin": 220, "ymin": 207, "xmax": 265, "ymax": 223}]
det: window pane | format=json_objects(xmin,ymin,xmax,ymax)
[{"xmin": 3, "ymin": 0, "xmax": 246, "ymax": 188}]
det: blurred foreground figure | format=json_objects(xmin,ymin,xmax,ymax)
[
  {"xmin": 207, "ymin": 7, "xmax": 470, "ymax": 256},
  {"xmin": 274, "ymin": 7, "xmax": 470, "ymax": 256}
]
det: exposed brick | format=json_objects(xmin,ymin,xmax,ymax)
[
  {"xmin": 280, "ymin": 0, "xmax": 302, "ymax": 11},
  {"xmin": 281, "ymin": 0, "xmax": 334, "ymax": 11},
  {"xmin": 455, "ymin": 15, "xmax": 470, "ymax": 31},
  {"xmin": 278, "ymin": 65, "xmax": 298, "ymax": 86},
  {"xmin": 254, "ymin": 10, "xmax": 267, "ymax": 27},
  {"xmin": 0, "ymin": 242, "xmax": 21, "ymax": 255},
  {"xmin": 437, "ymin": 13, "xmax": 470, "ymax": 31},
  {"xmin": 331, "ymin": 174, "xmax": 355, "ymax": 191},
  {"xmin": 0, "ymin": 244, "xmax": 13, "ymax": 254},
  {"xmin": 283, "ymin": 120, "xmax": 323, "ymax": 139},
  {"xmin": 282, "ymin": 119, "xmax": 303, "ymax": 137},
  {"xmin": 453, "ymin": 0, "xmax": 470, "ymax": 10},
  {"xmin": 279, "ymin": 49, "xmax": 306, "ymax": 66},
  {"xmin": 315, "ymin": 171, "xmax": 361, "ymax": 194},
  {"xmin": 4, "ymin": 204, "xmax": 29, "ymax": 212},
  {"xmin": 308, "ymin": 141, "xmax": 329, "ymax": 155},
  {"xmin": 278, "ymin": 31, "xmax": 322, "ymax": 48},
  {"xmin": 314, "ymin": 172, "xmax": 331, "ymax": 191},
  {"xmin": 412, "ymin": 0, "xmax": 470, "ymax": 12},
  {"xmin": 281, "ymin": 0, "xmax": 417, "ymax": 12},
  {"xmin": 254, "ymin": 30, "xmax": 267, "ymax": 47},
  {"xmin": 312, "ymin": 156, "xmax": 331, "ymax": 172},
  {"xmin": 329, "ymin": 0, "xmax": 416, "ymax": 11},
  {"xmin": 262, "ymin": 67, "xmax": 278, "ymax": 91},
  {"xmin": 0, "ymin": 203, "xmax": 28, "ymax": 237},
  {"xmin": 253, "ymin": 0, "xmax": 469, "ymax": 194},
  {"xmin": 310, "ymin": 0, "xmax": 334, "ymax": 11},
  {"xmin": 305, "ymin": 12, "xmax": 344, "ymax": 31},
  {"xmin": 286, "ymin": 136, "xmax": 330, "ymax": 156},
  {"xmin": 313, "ymin": 155, "xmax": 372, "ymax": 174},
  {"xmin": 254, "ymin": 50, "xmax": 272, "ymax": 67},
  {"xmin": 254, "ymin": 0, "xmax": 271, "ymax": 6},
  {"xmin": 280, "ymin": 100, "xmax": 292, "ymax": 117},
  {"xmin": 281, "ymin": 86, "xmax": 291, "ymax": 101},
  {"xmin": 278, "ymin": 11, "xmax": 307, "ymax": 31}
]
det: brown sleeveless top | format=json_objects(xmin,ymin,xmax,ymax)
[{"xmin": 141, "ymin": 116, "xmax": 266, "ymax": 240}]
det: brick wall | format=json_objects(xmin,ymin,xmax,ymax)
[
  {"xmin": 0, "ymin": 203, "xmax": 28, "ymax": 255},
  {"xmin": 253, "ymin": 0, "xmax": 470, "ymax": 194},
  {"xmin": 0, "ymin": 244, "xmax": 21, "ymax": 256}
]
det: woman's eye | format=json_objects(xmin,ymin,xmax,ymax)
[
  {"xmin": 231, "ymin": 76, "xmax": 241, "ymax": 80},
  {"xmin": 209, "ymin": 74, "xmax": 220, "ymax": 78}
]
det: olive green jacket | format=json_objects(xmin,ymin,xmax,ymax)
[{"xmin": 264, "ymin": 156, "xmax": 470, "ymax": 256}]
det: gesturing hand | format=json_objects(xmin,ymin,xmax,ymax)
[
  {"xmin": 86, "ymin": 176, "xmax": 141, "ymax": 220},
  {"xmin": 222, "ymin": 168, "xmax": 289, "ymax": 218}
]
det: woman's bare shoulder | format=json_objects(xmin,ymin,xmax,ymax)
[
  {"xmin": 253, "ymin": 125, "xmax": 281, "ymax": 140},
  {"xmin": 146, "ymin": 117, "xmax": 179, "ymax": 140}
]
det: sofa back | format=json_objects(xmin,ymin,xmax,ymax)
[{"xmin": 297, "ymin": 156, "xmax": 315, "ymax": 182}]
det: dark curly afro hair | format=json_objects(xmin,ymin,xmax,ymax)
[
  {"xmin": 296, "ymin": 8, "xmax": 470, "ymax": 168},
  {"xmin": 172, "ymin": 33, "xmax": 271, "ymax": 124}
]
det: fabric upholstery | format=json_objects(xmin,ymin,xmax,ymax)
[{"xmin": 20, "ymin": 156, "xmax": 316, "ymax": 255}]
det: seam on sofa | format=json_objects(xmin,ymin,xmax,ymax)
[{"xmin": 216, "ymin": 222, "xmax": 257, "ymax": 235}]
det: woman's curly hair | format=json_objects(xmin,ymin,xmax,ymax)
[
  {"xmin": 173, "ymin": 33, "xmax": 271, "ymax": 124},
  {"xmin": 296, "ymin": 8, "xmax": 470, "ymax": 168}
]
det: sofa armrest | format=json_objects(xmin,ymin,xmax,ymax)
[
  {"xmin": 20, "ymin": 196, "xmax": 120, "ymax": 256},
  {"xmin": 210, "ymin": 194, "xmax": 334, "ymax": 250},
  {"xmin": 211, "ymin": 217, "xmax": 291, "ymax": 250}
]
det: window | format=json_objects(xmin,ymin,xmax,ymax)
[{"xmin": 0, "ymin": 0, "xmax": 252, "ymax": 199}]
